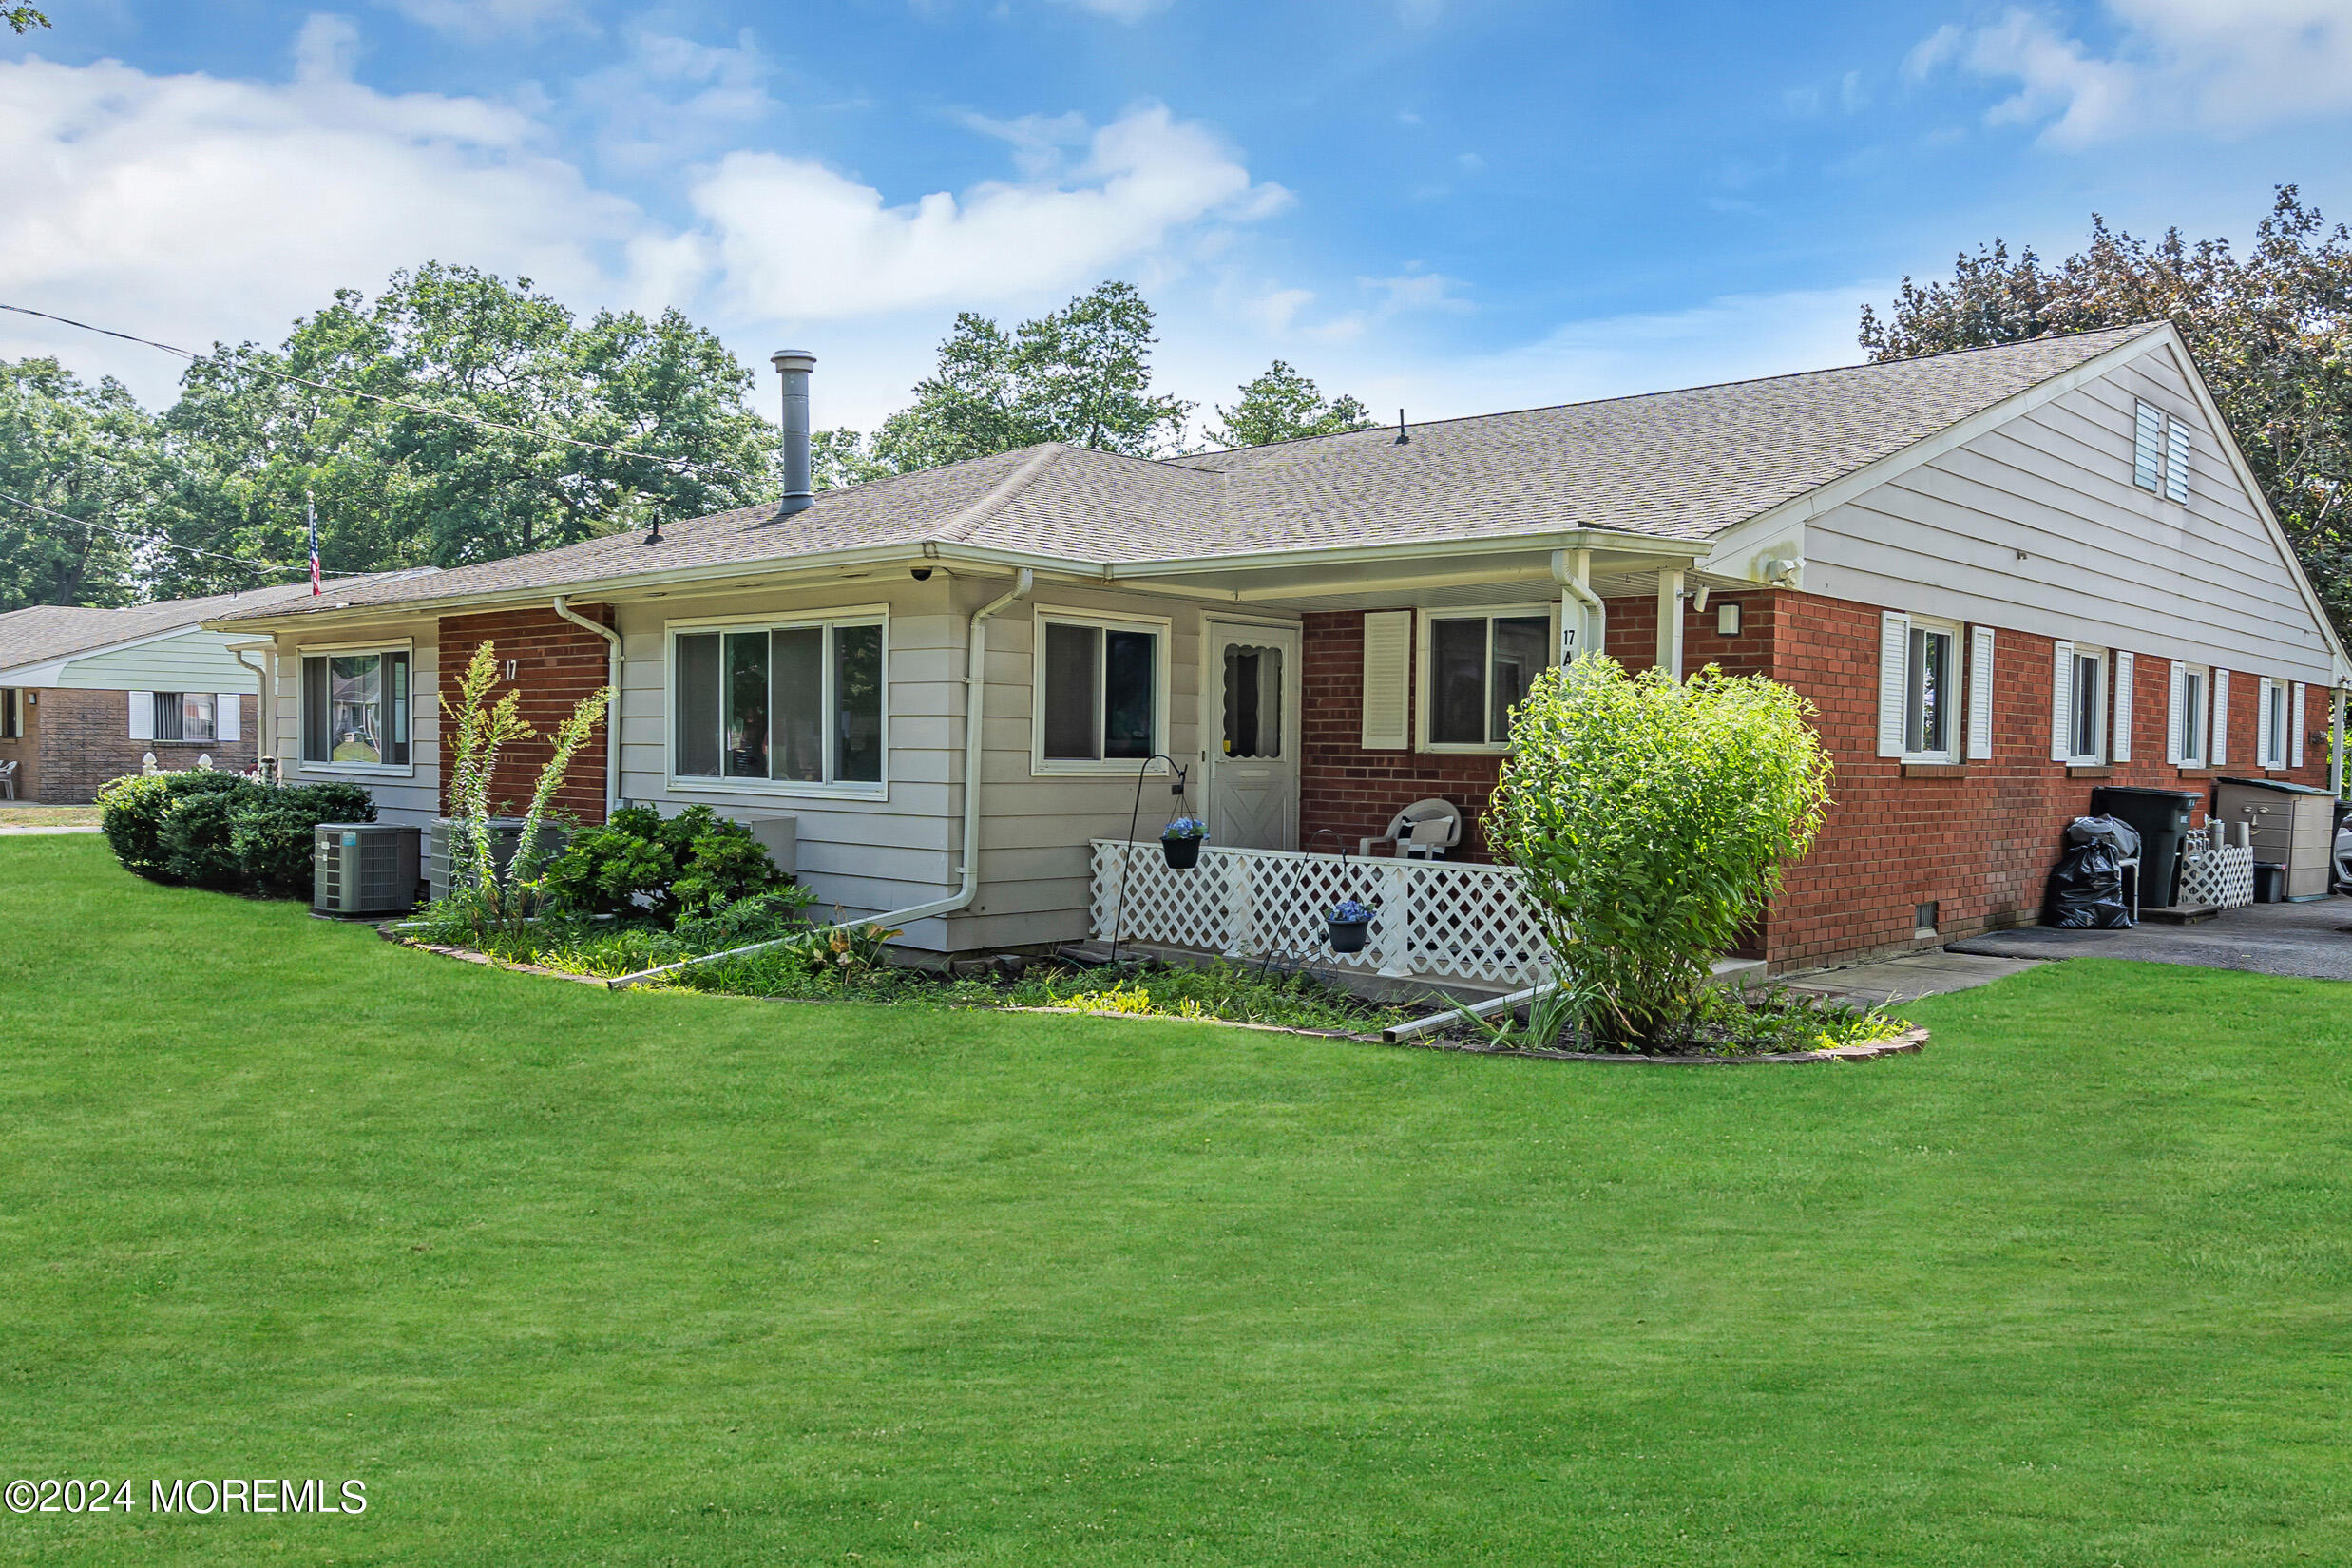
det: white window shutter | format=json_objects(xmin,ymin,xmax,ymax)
[
  {"xmin": 2210, "ymin": 669, "xmax": 2230, "ymax": 767},
  {"xmin": 2111, "ymin": 652, "xmax": 2134, "ymax": 762},
  {"xmin": 2050, "ymin": 641, "xmax": 2075, "ymax": 762},
  {"xmin": 216, "ymin": 693, "xmax": 241, "ymax": 743},
  {"xmin": 2292, "ymin": 683, "xmax": 2307, "ymax": 768},
  {"xmin": 127, "ymin": 691, "xmax": 154, "ymax": 741},
  {"xmin": 1877, "ymin": 612, "xmax": 1910, "ymax": 757},
  {"xmin": 2256, "ymin": 679, "xmax": 2276, "ymax": 769},
  {"xmin": 1359, "ymin": 610, "xmax": 1411, "ymax": 751},
  {"xmin": 1966, "ymin": 626, "xmax": 1996, "ymax": 761}
]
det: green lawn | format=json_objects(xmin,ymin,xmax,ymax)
[{"xmin": 4, "ymin": 834, "xmax": 2349, "ymax": 1565}]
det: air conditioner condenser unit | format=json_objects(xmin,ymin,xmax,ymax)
[{"xmin": 314, "ymin": 823, "xmax": 423, "ymax": 916}]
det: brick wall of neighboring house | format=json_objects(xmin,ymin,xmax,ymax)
[
  {"xmin": 437, "ymin": 606, "xmax": 615, "ymax": 825},
  {"xmin": 1297, "ymin": 592, "xmax": 2336, "ymax": 972},
  {"xmin": 25, "ymin": 687, "xmax": 258, "ymax": 803}
]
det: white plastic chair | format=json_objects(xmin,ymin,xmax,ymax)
[
  {"xmin": 1359, "ymin": 797, "xmax": 1463, "ymax": 859},
  {"xmin": 0, "ymin": 759, "xmax": 15, "ymax": 800}
]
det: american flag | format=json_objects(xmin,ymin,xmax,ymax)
[{"xmin": 306, "ymin": 491, "xmax": 321, "ymax": 595}]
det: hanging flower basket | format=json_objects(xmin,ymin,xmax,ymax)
[
  {"xmin": 1160, "ymin": 815, "xmax": 1208, "ymax": 870},
  {"xmin": 1326, "ymin": 897, "xmax": 1375, "ymax": 954}
]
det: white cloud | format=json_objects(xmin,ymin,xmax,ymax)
[
  {"xmin": 378, "ymin": 0, "xmax": 592, "ymax": 43},
  {"xmin": 0, "ymin": 29, "xmax": 641, "ymax": 404},
  {"xmin": 574, "ymin": 29, "xmax": 778, "ymax": 173},
  {"xmin": 1909, "ymin": 0, "xmax": 2352, "ymax": 144},
  {"xmin": 687, "ymin": 103, "xmax": 1290, "ymax": 320}
]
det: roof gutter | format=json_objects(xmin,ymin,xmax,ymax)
[
  {"xmin": 550, "ymin": 596, "xmax": 621, "ymax": 817},
  {"xmin": 606, "ymin": 568, "xmax": 1037, "ymax": 990}
]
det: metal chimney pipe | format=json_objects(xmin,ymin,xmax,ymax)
[{"xmin": 771, "ymin": 349, "xmax": 817, "ymax": 515}]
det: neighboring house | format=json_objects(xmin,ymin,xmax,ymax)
[
  {"xmin": 208, "ymin": 323, "xmax": 2349, "ymax": 978},
  {"xmin": 0, "ymin": 582, "xmax": 331, "ymax": 801}
]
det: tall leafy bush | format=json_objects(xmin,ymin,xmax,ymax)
[
  {"xmin": 1486, "ymin": 656, "xmax": 1832, "ymax": 1051},
  {"xmin": 540, "ymin": 803, "xmax": 787, "ymax": 926}
]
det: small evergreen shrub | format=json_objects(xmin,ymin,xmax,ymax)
[
  {"xmin": 228, "ymin": 783, "xmax": 378, "ymax": 896},
  {"xmin": 98, "ymin": 770, "xmax": 258, "ymax": 884},
  {"xmin": 540, "ymin": 803, "xmax": 788, "ymax": 926}
]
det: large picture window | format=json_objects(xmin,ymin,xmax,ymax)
[
  {"xmin": 1420, "ymin": 608, "xmax": 1555, "ymax": 750},
  {"xmin": 301, "ymin": 648, "xmax": 410, "ymax": 768},
  {"xmin": 1034, "ymin": 610, "xmax": 1164, "ymax": 770},
  {"xmin": 671, "ymin": 614, "xmax": 885, "ymax": 791}
]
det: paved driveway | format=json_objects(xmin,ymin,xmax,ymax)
[{"xmin": 1949, "ymin": 897, "xmax": 2352, "ymax": 983}]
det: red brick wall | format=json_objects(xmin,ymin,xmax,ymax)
[
  {"xmin": 437, "ymin": 607, "xmax": 615, "ymax": 825},
  {"xmin": 25, "ymin": 687, "xmax": 258, "ymax": 803},
  {"xmin": 1296, "ymin": 594, "xmax": 2339, "ymax": 971},
  {"xmin": 1765, "ymin": 590, "xmax": 2335, "ymax": 968}
]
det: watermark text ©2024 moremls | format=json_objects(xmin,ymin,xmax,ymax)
[{"xmin": 7, "ymin": 1478, "xmax": 367, "ymax": 1516}]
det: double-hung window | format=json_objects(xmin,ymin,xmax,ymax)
[
  {"xmin": 1877, "ymin": 611, "xmax": 1965, "ymax": 764},
  {"xmin": 2134, "ymin": 400, "xmax": 2192, "ymax": 503},
  {"xmin": 153, "ymin": 692, "xmax": 218, "ymax": 744},
  {"xmin": 301, "ymin": 648, "xmax": 410, "ymax": 768},
  {"xmin": 2257, "ymin": 678, "xmax": 2291, "ymax": 771},
  {"xmin": 2052, "ymin": 643, "xmax": 2108, "ymax": 765},
  {"xmin": 1034, "ymin": 609, "xmax": 1165, "ymax": 771},
  {"xmin": 2170, "ymin": 662, "xmax": 2209, "ymax": 768},
  {"xmin": 672, "ymin": 612, "xmax": 887, "ymax": 792},
  {"xmin": 1418, "ymin": 607, "xmax": 1556, "ymax": 751}
]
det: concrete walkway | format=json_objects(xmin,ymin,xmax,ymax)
[
  {"xmin": 1948, "ymin": 896, "xmax": 2352, "ymax": 983},
  {"xmin": 0, "ymin": 824, "xmax": 103, "ymax": 834},
  {"xmin": 1777, "ymin": 950, "xmax": 2045, "ymax": 1007}
]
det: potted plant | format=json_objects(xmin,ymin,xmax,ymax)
[
  {"xmin": 1325, "ymin": 897, "xmax": 1376, "ymax": 953},
  {"xmin": 1160, "ymin": 814, "xmax": 1208, "ymax": 869}
]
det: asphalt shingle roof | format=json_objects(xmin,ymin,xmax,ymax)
[
  {"xmin": 215, "ymin": 325, "xmax": 2160, "ymax": 623},
  {"xmin": 0, "ymin": 578, "xmax": 408, "ymax": 672}
]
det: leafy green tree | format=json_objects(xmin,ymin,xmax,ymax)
[
  {"xmin": 1207, "ymin": 360, "xmax": 1376, "ymax": 449},
  {"xmin": 5, "ymin": 6, "xmax": 48, "ymax": 32},
  {"xmin": 0, "ymin": 359, "xmax": 163, "ymax": 609},
  {"xmin": 1862, "ymin": 187, "xmax": 2352, "ymax": 635},
  {"xmin": 811, "ymin": 429, "xmax": 889, "ymax": 492},
  {"xmin": 150, "ymin": 264, "xmax": 779, "ymax": 594},
  {"xmin": 866, "ymin": 281, "xmax": 1193, "ymax": 473}
]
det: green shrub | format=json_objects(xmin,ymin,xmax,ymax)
[
  {"xmin": 540, "ymin": 804, "xmax": 787, "ymax": 926},
  {"xmin": 160, "ymin": 780, "xmax": 262, "ymax": 889},
  {"xmin": 98, "ymin": 770, "xmax": 256, "ymax": 884},
  {"xmin": 1485, "ymin": 656, "xmax": 1832, "ymax": 1052},
  {"xmin": 228, "ymin": 783, "xmax": 378, "ymax": 896}
]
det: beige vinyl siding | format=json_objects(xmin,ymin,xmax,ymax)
[
  {"xmin": 1788, "ymin": 342, "xmax": 2339, "ymax": 685},
  {"xmin": 270, "ymin": 617, "xmax": 442, "ymax": 827},
  {"xmin": 52, "ymin": 628, "xmax": 267, "ymax": 694}
]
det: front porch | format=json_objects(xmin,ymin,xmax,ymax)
[{"xmin": 1089, "ymin": 838, "xmax": 1555, "ymax": 993}]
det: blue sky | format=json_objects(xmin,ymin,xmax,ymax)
[{"xmin": 3, "ymin": 0, "xmax": 2347, "ymax": 435}]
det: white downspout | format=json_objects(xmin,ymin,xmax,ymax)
[
  {"xmin": 607, "ymin": 567, "xmax": 1036, "ymax": 989},
  {"xmin": 228, "ymin": 641, "xmax": 275, "ymax": 779},
  {"xmin": 551, "ymin": 596, "xmax": 621, "ymax": 817},
  {"xmin": 2334, "ymin": 683, "xmax": 2346, "ymax": 797},
  {"xmin": 1550, "ymin": 548, "xmax": 1605, "ymax": 662}
]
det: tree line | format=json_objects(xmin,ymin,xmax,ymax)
[{"xmin": 0, "ymin": 271, "xmax": 1371, "ymax": 610}]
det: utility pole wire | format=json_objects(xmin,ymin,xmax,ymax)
[
  {"xmin": 0, "ymin": 301, "xmax": 772, "ymax": 486},
  {"xmin": 0, "ymin": 488, "xmax": 313, "ymax": 578}
]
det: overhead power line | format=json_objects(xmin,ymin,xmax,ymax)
[
  {"xmin": 0, "ymin": 488, "xmax": 312, "ymax": 578},
  {"xmin": 0, "ymin": 300, "xmax": 769, "ymax": 486}
]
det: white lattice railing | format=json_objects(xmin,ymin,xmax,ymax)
[
  {"xmin": 1089, "ymin": 840, "xmax": 1555, "ymax": 988},
  {"xmin": 2179, "ymin": 834, "xmax": 2256, "ymax": 910}
]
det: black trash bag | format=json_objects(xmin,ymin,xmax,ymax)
[
  {"xmin": 2066, "ymin": 813, "xmax": 2142, "ymax": 860},
  {"xmin": 2044, "ymin": 840, "xmax": 2132, "ymax": 928}
]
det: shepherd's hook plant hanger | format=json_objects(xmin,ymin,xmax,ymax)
[{"xmin": 1107, "ymin": 754, "xmax": 1190, "ymax": 967}]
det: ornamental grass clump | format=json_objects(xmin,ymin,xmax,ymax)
[{"xmin": 1485, "ymin": 655, "xmax": 1832, "ymax": 1052}]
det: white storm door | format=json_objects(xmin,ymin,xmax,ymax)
[{"xmin": 1206, "ymin": 622, "xmax": 1300, "ymax": 851}]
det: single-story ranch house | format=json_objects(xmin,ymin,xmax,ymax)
[
  {"xmin": 209, "ymin": 322, "xmax": 2348, "ymax": 981},
  {"xmin": 0, "ymin": 582, "xmax": 332, "ymax": 801}
]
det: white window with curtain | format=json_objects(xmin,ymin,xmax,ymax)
[
  {"xmin": 1415, "ymin": 605, "xmax": 1558, "ymax": 752},
  {"xmin": 0, "ymin": 688, "xmax": 22, "ymax": 739},
  {"xmin": 669, "ymin": 610, "xmax": 889, "ymax": 794},
  {"xmin": 1030, "ymin": 607, "xmax": 1168, "ymax": 774},
  {"xmin": 1877, "ymin": 610, "xmax": 1962, "ymax": 764},
  {"xmin": 298, "ymin": 645, "xmax": 413, "ymax": 772},
  {"xmin": 2256, "ymin": 678, "xmax": 2290, "ymax": 771},
  {"xmin": 2051, "ymin": 642, "xmax": 2109, "ymax": 766}
]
